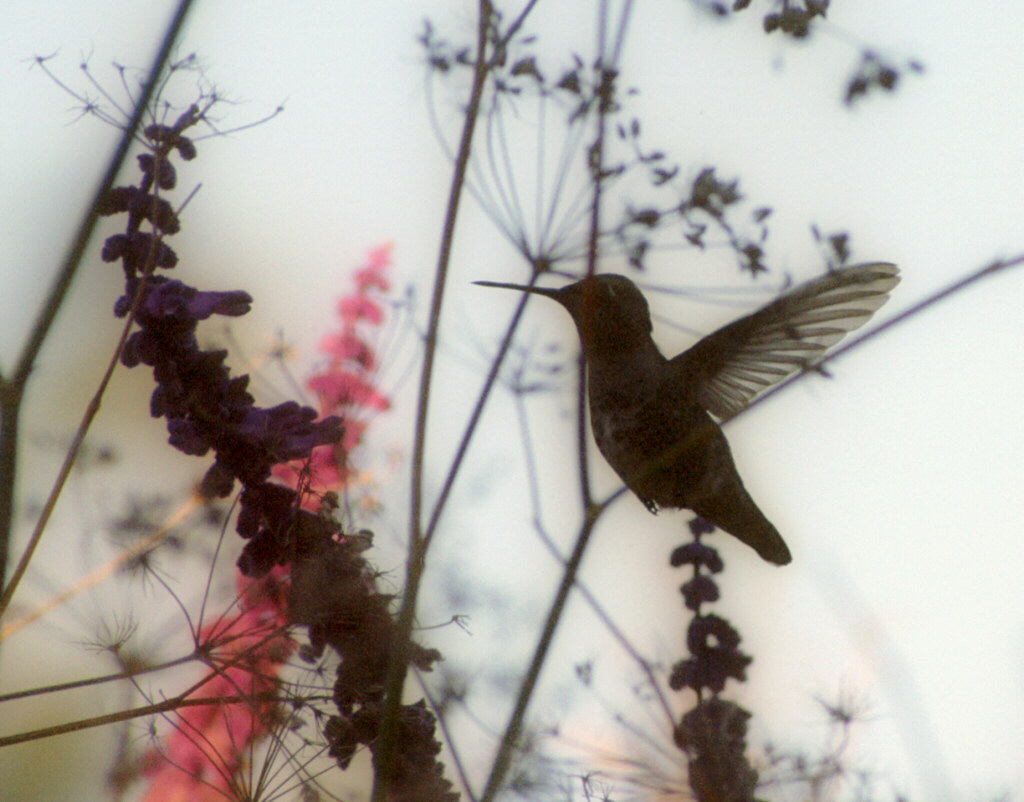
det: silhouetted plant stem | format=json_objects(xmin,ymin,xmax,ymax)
[
  {"xmin": 1, "ymin": 613, "xmax": 297, "ymax": 749},
  {"xmin": 0, "ymin": 275, "xmax": 153, "ymax": 622},
  {"xmin": 423, "ymin": 283, "xmax": 540, "ymax": 547},
  {"xmin": 479, "ymin": 505, "xmax": 601, "ymax": 802},
  {"xmin": 0, "ymin": 0, "xmax": 195, "ymax": 610},
  {"xmin": 0, "ymin": 652, "xmax": 198, "ymax": 705},
  {"xmin": 372, "ymin": 2, "xmax": 493, "ymax": 799},
  {"xmin": 481, "ymin": 41, "xmax": 621, "ymax": 802},
  {"xmin": 0, "ymin": 690, "xmax": 282, "ymax": 749},
  {"xmin": 1, "ymin": 495, "xmax": 198, "ymax": 641}
]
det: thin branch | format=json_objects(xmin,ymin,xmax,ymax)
[
  {"xmin": 372, "ymin": 2, "xmax": 494, "ymax": 799},
  {"xmin": 0, "ymin": 0, "xmax": 196, "ymax": 602},
  {"xmin": 479, "ymin": 508, "xmax": 601, "ymax": 802},
  {"xmin": 0, "ymin": 264, "xmax": 157, "ymax": 620},
  {"xmin": 0, "ymin": 652, "xmax": 197, "ymax": 704},
  {"xmin": 423, "ymin": 282, "xmax": 540, "ymax": 544},
  {"xmin": 0, "ymin": 691, "xmax": 279, "ymax": 749},
  {"xmin": 480, "ymin": 9, "xmax": 623, "ymax": 798},
  {"xmin": 511, "ymin": 372, "xmax": 677, "ymax": 730},
  {"xmin": 0, "ymin": 495, "xmax": 200, "ymax": 642}
]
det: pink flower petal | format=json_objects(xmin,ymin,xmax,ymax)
[
  {"xmin": 308, "ymin": 371, "xmax": 390, "ymax": 412},
  {"xmin": 337, "ymin": 294, "xmax": 383, "ymax": 324},
  {"xmin": 319, "ymin": 331, "xmax": 375, "ymax": 368}
]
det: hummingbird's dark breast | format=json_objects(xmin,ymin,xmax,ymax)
[{"xmin": 586, "ymin": 350, "xmax": 738, "ymax": 515}]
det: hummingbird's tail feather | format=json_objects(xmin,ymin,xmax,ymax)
[{"xmin": 691, "ymin": 492, "xmax": 792, "ymax": 565}]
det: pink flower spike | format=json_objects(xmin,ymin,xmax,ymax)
[
  {"xmin": 338, "ymin": 294, "xmax": 383, "ymax": 325},
  {"xmin": 353, "ymin": 243, "xmax": 393, "ymax": 291},
  {"xmin": 354, "ymin": 264, "xmax": 391, "ymax": 292},
  {"xmin": 367, "ymin": 242, "xmax": 392, "ymax": 265},
  {"xmin": 308, "ymin": 371, "xmax": 390, "ymax": 412},
  {"xmin": 319, "ymin": 331, "xmax": 375, "ymax": 368}
]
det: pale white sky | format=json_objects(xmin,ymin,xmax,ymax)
[{"xmin": 2, "ymin": 2, "xmax": 1023, "ymax": 800}]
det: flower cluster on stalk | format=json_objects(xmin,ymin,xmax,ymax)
[
  {"xmin": 669, "ymin": 517, "xmax": 761, "ymax": 802},
  {"xmin": 99, "ymin": 107, "xmax": 451, "ymax": 800}
]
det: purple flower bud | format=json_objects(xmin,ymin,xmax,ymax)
[
  {"xmin": 238, "ymin": 532, "xmax": 279, "ymax": 577},
  {"xmin": 167, "ymin": 418, "xmax": 209, "ymax": 456},
  {"xmin": 143, "ymin": 124, "xmax": 196, "ymax": 161},
  {"xmin": 102, "ymin": 231, "xmax": 178, "ymax": 271},
  {"xmin": 670, "ymin": 541, "xmax": 724, "ymax": 573},
  {"xmin": 681, "ymin": 574, "xmax": 720, "ymax": 610},
  {"xmin": 200, "ymin": 460, "xmax": 236, "ymax": 499},
  {"xmin": 137, "ymin": 153, "xmax": 177, "ymax": 189}
]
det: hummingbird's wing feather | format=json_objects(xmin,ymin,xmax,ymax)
[{"xmin": 669, "ymin": 262, "xmax": 899, "ymax": 418}]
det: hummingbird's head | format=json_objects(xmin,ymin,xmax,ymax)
[{"xmin": 475, "ymin": 273, "xmax": 654, "ymax": 357}]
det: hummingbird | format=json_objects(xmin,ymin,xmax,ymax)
[{"xmin": 476, "ymin": 263, "xmax": 899, "ymax": 565}]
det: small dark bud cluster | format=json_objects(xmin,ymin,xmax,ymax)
[
  {"xmin": 669, "ymin": 518, "xmax": 761, "ymax": 802},
  {"xmin": 763, "ymin": 0, "xmax": 829, "ymax": 38}
]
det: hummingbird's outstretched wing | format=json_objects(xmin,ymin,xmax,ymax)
[{"xmin": 669, "ymin": 262, "xmax": 899, "ymax": 418}]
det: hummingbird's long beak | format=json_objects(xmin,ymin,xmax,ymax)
[{"xmin": 473, "ymin": 280, "xmax": 563, "ymax": 301}]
